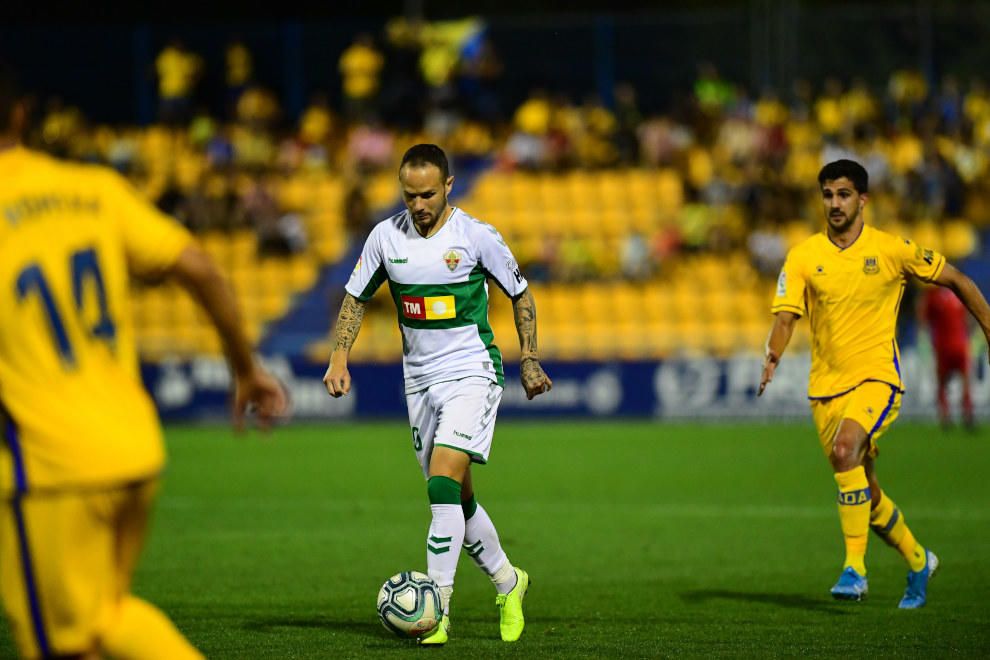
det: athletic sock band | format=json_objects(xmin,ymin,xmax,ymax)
[{"xmin": 427, "ymin": 476, "xmax": 462, "ymax": 505}]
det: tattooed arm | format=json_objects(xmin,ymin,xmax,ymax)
[
  {"xmin": 512, "ymin": 288, "xmax": 553, "ymax": 400},
  {"xmin": 323, "ymin": 293, "xmax": 368, "ymax": 398}
]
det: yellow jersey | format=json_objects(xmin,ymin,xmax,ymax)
[
  {"xmin": 0, "ymin": 147, "xmax": 193, "ymax": 494},
  {"xmin": 772, "ymin": 224, "xmax": 945, "ymax": 399},
  {"xmin": 155, "ymin": 47, "xmax": 199, "ymax": 99},
  {"xmin": 338, "ymin": 44, "xmax": 383, "ymax": 100}
]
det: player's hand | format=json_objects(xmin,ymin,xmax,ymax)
[
  {"xmin": 758, "ymin": 350, "xmax": 780, "ymax": 397},
  {"xmin": 323, "ymin": 356, "xmax": 351, "ymax": 398},
  {"xmin": 233, "ymin": 368, "xmax": 290, "ymax": 432},
  {"xmin": 521, "ymin": 357, "xmax": 552, "ymax": 400}
]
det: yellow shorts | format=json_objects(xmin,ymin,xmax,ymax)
[
  {"xmin": 810, "ymin": 381, "xmax": 902, "ymax": 458},
  {"xmin": 0, "ymin": 479, "xmax": 158, "ymax": 658}
]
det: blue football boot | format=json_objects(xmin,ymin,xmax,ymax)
[
  {"xmin": 899, "ymin": 550, "xmax": 939, "ymax": 609},
  {"xmin": 830, "ymin": 566, "xmax": 869, "ymax": 601}
]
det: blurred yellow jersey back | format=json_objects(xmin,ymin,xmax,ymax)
[
  {"xmin": 772, "ymin": 224, "xmax": 945, "ymax": 399},
  {"xmin": 0, "ymin": 147, "xmax": 192, "ymax": 494}
]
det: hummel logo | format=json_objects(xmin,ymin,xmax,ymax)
[{"xmin": 389, "ymin": 257, "xmax": 408, "ymax": 264}]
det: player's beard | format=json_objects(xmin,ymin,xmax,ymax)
[
  {"xmin": 827, "ymin": 206, "xmax": 859, "ymax": 234},
  {"xmin": 413, "ymin": 193, "xmax": 448, "ymax": 233}
]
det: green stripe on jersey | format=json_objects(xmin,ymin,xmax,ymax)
[
  {"xmin": 387, "ymin": 265, "xmax": 504, "ymax": 384},
  {"xmin": 357, "ymin": 263, "xmax": 388, "ymax": 301},
  {"xmin": 387, "ymin": 265, "xmax": 488, "ymax": 330}
]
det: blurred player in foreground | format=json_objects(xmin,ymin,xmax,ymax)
[
  {"xmin": 759, "ymin": 159, "xmax": 990, "ymax": 608},
  {"xmin": 0, "ymin": 63, "xmax": 288, "ymax": 658},
  {"xmin": 919, "ymin": 283, "xmax": 976, "ymax": 429},
  {"xmin": 324, "ymin": 144, "xmax": 552, "ymax": 645}
]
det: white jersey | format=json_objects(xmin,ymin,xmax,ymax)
[{"xmin": 346, "ymin": 207, "xmax": 528, "ymax": 393}]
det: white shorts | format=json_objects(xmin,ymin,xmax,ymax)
[{"xmin": 406, "ymin": 376, "xmax": 503, "ymax": 478}]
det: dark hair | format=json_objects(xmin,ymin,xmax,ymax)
[
  {"xmin": 818, "ymin": 159, "xmax": 868, "ymax": 193},
  {"xmin": 0, "ymin": 60, "xmax": 19, "ymax": 131},
  {"xmin": 400, "ymin": 143, "xmax": 450, "ymax": 180}
]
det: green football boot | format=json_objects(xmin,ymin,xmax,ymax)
[
  {"xmin": 418, "ymin": 614, "xmax": 449, "ymax": 646},
  {"xmin": 496, "ymin": 567, "xmax": 529, "ymax": 642}
]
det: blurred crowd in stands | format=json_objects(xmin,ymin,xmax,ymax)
[{"xmin": 28, "ymin": 17, "xmax": 990, "ymax": 284}]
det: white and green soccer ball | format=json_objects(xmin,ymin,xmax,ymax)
[{"xmin": 376, "ymin": 571, "xmax": 441, "ymax": 638}]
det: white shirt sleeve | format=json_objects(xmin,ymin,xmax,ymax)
[
  {"xmin": 344, "ymin": 225, "xmax": 388, "ymax": 301},
  {"xmin": 473, "ymin": 219, "xmax": 528, "ymax": 298}
]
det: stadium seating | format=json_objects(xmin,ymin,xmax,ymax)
[
  {"xmin": 74, "ymin": 109, "xmax": 977, "ymax": 365},
  {"xmin": 131, "ymin": 162, "xmax": 975, "ymax": 362}
]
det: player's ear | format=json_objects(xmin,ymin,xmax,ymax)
[{"xmin": 445, "ymin": 175, "xmax": 454, "ymax": 193}]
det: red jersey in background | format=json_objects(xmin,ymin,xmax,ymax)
[
  {"xmin": 921, "ymin": 286, "xmax": 970, "ymax": 358},
  {"xmin": 920, "ymin": 285, "xmax": 975, "ymax": 426}
]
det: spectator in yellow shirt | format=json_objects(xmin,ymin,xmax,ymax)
[
  {"xmin": 339, "ymin": 33, "xmax": 384, "ymax": 122},
  {"xmin": 155, "ymin": 40, "xmax": 201, "ymax": 126}
]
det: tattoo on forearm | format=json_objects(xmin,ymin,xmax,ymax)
[
  {"xmin": 521, "ymin": 359, "xmax": 543, "ymax": 385},
  {"xmin": 513, "ymin": 290, "xmax": 538, "ymax": 356},
  {"xmin": 332, "ymin": 294, "xmax": 367, "ymax": 352}
]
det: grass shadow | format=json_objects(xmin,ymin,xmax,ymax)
[
  {"xmin": 679, "ymin": 589, "xmax": 850, "ymax": 615},
  {"xmin": 242, "ymin": 616, "xmax": 383, "ymax": 635}
]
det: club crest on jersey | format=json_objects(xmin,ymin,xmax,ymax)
[
  {"xmin": 863, "ymin": 256, "xmax": 879, "ymax": 274},
  {"xmin": 444, "ymin": 249, "xmax": 461, "ymax": 271}
]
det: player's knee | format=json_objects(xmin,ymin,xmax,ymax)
[{"xmin": 829, "ymin": 437, "xmax": 863, "ymax": 470}]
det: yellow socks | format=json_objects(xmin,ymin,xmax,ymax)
[
  {"xmin": 101, "ymin": 596, "xmax": 204, "ymax": 660},
  {"xmin": 834, "ymin": 466, "xmax": 871, "ymax": 575},
  {"xmin": 870, "ymin": 490, "xmax": 927, "ymax": 571}
]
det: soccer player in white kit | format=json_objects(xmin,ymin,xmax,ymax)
[{"xmin": 324, "ymin": 144, "xmax": 553, "ymax": 645}]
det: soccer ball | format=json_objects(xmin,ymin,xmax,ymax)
[{"xmin": 376, "ymin": 571, "xmax": 441, "ymax": 638}]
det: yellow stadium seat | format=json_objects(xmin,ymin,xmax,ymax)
[
  {"xmin": 708, "ymin": 320, "xmax": 738, "ymax": 356},
  {"xmin": 610, "ymin": 283, "xmax": 644, "ymax": 323},
  {"xmin": 670, "ymin": 285, "xmax": 696, "ymax": 322},
  {"xmin": 642, "ymin": 285, "xmax": 672, "ymax": 322},
  {"xmin": 583, "ymin": 322, "xmax": 612, "ymax": 361},
  {"xmin": 656, "ymin": 168, "xmax": 684, "ymax": 213},
  {"xmin": 645, "ymin": 320, "xmax": 679, "ymax": 358},
  {"xmin": 278, "ymin": 175, "xmax": 311, "ymax": 212},
  {"xmin": 548, "ymin": 324, "xmax": 583, "ymax": 361},
  {"xmin": 942, "ymin": 219, "xmax": 978, "ymax": 260},
  {"xmin": 673, "ymin": 319, "xmax": 708, "ymax": 357},
  {"xmin": 704, "ymin": 289, "xmax": 733, "ymax": 323},
  {"xmin": 742, "ymin": 319, "xmax": 770, "ymax": 354},
  {"xmin": 313, "ymin": 232, "xmax": 347, "ymax": 264},
  {"xmin": 912, "ymin": 220, "xmax": 941, "ymax": 253},
  {"xmin": 288, "ymin": 257, "xmax": 318, "ymax": 290}
]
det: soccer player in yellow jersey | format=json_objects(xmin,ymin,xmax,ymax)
[
  {"xmin": 0, "ymin": 64, "xmax": 288, "ymax": 658},
  {"xmin": 759, "ymin": 159, "xmax": 990, "ymax": 608}
]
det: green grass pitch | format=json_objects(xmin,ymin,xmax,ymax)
[{"xmin": 2, "ymin": 420, "xmax": 989, "ymax": 658}]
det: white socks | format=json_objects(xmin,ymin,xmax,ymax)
[
  {"xmin": 463, "ymin": 502, "xmax": 517, "ymax": 594},
  {"xmin": 427, "ymin": 503, "xmax": 465, "ymax": 614}
]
